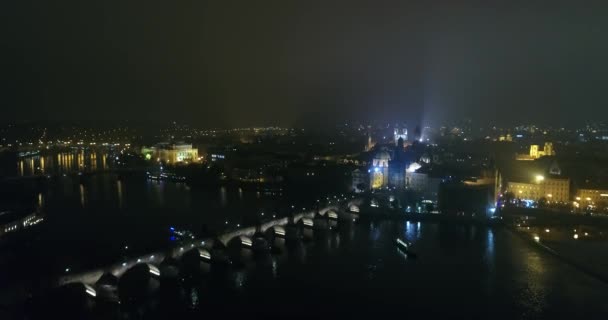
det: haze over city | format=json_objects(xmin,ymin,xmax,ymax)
[{"xmin": 3, "ymin": 1, "xmax": 608, "ymax": 127}]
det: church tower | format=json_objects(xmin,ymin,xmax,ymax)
[
  {"xmin": 394, "ymin": 127, "xmax": 407, "ymax": 146},
  {"xmin": 365, "ymin": 126, "xmax": 376, "ymax": 151}
]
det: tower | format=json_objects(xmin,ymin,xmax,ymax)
[
  {"xmin": 370, "ymin": 150, "xmax": 391, "ymax": 189},
  {"xmin": 530, "ymin": 145, "xmax": 539, "ymax": 158},
  {"xmin": 414, "ymin": 125, "xmax": 421, "ymax": 142},
  {"xmin": 365, "ymin": 126, "xmax": 375, "ymax": 151},
  {"xmin": 544, "ymin": 142, "xmax": 554, "ymax": 156},
  {"xmin": 394, "ymin": 127, "xmax": 408, "ymax": 146}
]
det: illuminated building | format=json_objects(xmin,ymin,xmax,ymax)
[
  {"xmin": 507, "ymin": 175, "xmax": 570, "ymax": 203},
  {"xmin": 143, "ymin": 142, "xmax": 199, "ymax": 164},
  {"xmin": 370, "ymin": 150, "xmax": 390, "ymax": 189},
  {"xmin": 365, "ymin": 126, "xmax": 376, "ymax": 152},
  {"xmin": 394, "ymin": 127, "xmax": 408, "ymax": 146},
  {"xmin": 369, "ymin": 128, "xmax": 418, "ymax": 190},
  {"xmin": 516, "ymin": 142, "xmax": 555, "ymax": 160},
  {"xmin": 576, "ymin": 189, "xmax": 608, "ymax": 205}
]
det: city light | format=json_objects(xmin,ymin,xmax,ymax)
[{"xmin": 535, "ymin": 175, "xmax": 545, "ymax": 183}]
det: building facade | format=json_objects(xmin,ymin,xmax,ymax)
[
  {"xmin": 394, "ymin": 127, "xmax": 407, "ymax": 145},
  {"xmin": 516, "ymin": 142, "xmax": 555, "ymax": 160},
  {"xmin": 507, "ymin": 176, "xmax": 570, "ymax": 203},
  {"xmin": 405, "ymin": 171, "xmax": 442, "ymax": 201},
  {"xmin": 576, "ymin": 189, "xmax": 608, "ymax": 205},
  {"xmin": 370, "ymin": 150, "xmax": 391, "ymax": 189},
  {"xmin": 143, "ymin": 142, "xmax": 199, "ymax": 164}
]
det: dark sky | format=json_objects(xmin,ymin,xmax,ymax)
[{"xmin": 2, "ymin": 1, "xmax": 608, "ymax": 127}]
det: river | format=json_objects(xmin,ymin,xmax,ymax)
[{"xmin": 1, "ymin": 167, "xmax": 608, "ymax": 318}]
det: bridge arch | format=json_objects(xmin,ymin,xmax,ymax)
[
  {"xmin": 180, "ymin": 248, "xmax": 212, "ymax": 277},
  {"xmin": 96, "ymin": 272, "xmax": 118, "ymax": 287},
  {"xmin": 118, "ymin": 263, "xmax": 161, "ymax": 303}
]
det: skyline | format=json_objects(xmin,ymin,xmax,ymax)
[{"xmin": 2, "ymin": 1, "xmax": 608, "ymax": 127}]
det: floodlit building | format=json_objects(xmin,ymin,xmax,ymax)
[
  {"xmin": 516, "ymin": 142, "xmax": 555, "ymax": 160},
  {"xmin": 370, "ymin": 149, "xmax": 391, "ymax": 189},
  {"xmin": 394, "ymin": 127, "xmax": 408, "ymax": 146},
  {"xmin": 365, "ymin": 126, "xmax": 376, "ymax": 152},
  {"xmin": 143, "ymin": 142, "xmax": 199, "ymax": 164},
  {"xmin": 368, "ymin": 126, "xmax": 423, "ymax": 190},
  {"xmin": 576, "ymin": 189, "xmax": 608, "ymax": 205},
  {"xmin": 507, "ymin": 175, "xmax": 570, "ymax": 203}
]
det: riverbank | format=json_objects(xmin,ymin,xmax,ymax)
[{"xmin": 507, "ymin": 226, "xmax": 608, "ymax": 284}]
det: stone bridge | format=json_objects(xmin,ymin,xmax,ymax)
[{"xmin": 57, "ymin": 197, "xmax": 364, "ymax": 288}]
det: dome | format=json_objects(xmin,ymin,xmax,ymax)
[{"xmin": 374, "ymin": 150, "xmax": 391, "ymax": 161}]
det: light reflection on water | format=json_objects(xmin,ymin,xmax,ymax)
[
  {"xmin": 59, "ymin": 216, "xmax": 608, "ymax": 320},
  {"xmin": 219, "ymin": 186, "xmax": 227, "ymax": 207},
  {"xmin": 16, "ymin": 151, "xmax": 111, "ymax": 176},
  {"xmin": 233, "ymin": 271, "xmax": 246, "ymax": 289},
  {"xmin": 404, "ymin": 220, "xmax": 422, "ymax": 242},
  {"xmin": 79, "ymin": 184, "xmax": 86, "ymax": 207},
  {"xmin": 189, "ymin": 287, "xmax": 199, "ymax": 309},
  {"xmin": 117, "ymin": 180, "xmax": 124, "ymax": 209},
  {"xmin": 486, "ymin": 229, "xmax": 495, "ymax": 260}
]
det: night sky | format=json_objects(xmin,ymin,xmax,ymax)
[{"xmin": 2, "ymin": 1, "xmax": 608, "ymax": 127}]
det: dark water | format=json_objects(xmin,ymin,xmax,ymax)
[
  {"xmin": 3, "ymin": 173, "xmax": 608, "ymax": 319},
  {"xmin": 89, "ymin": 220, "xmax": 608, "ymax": 319},
  {"xmin": 4, "ymin": 173, "xmax": 299, "ymax": 275}
]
